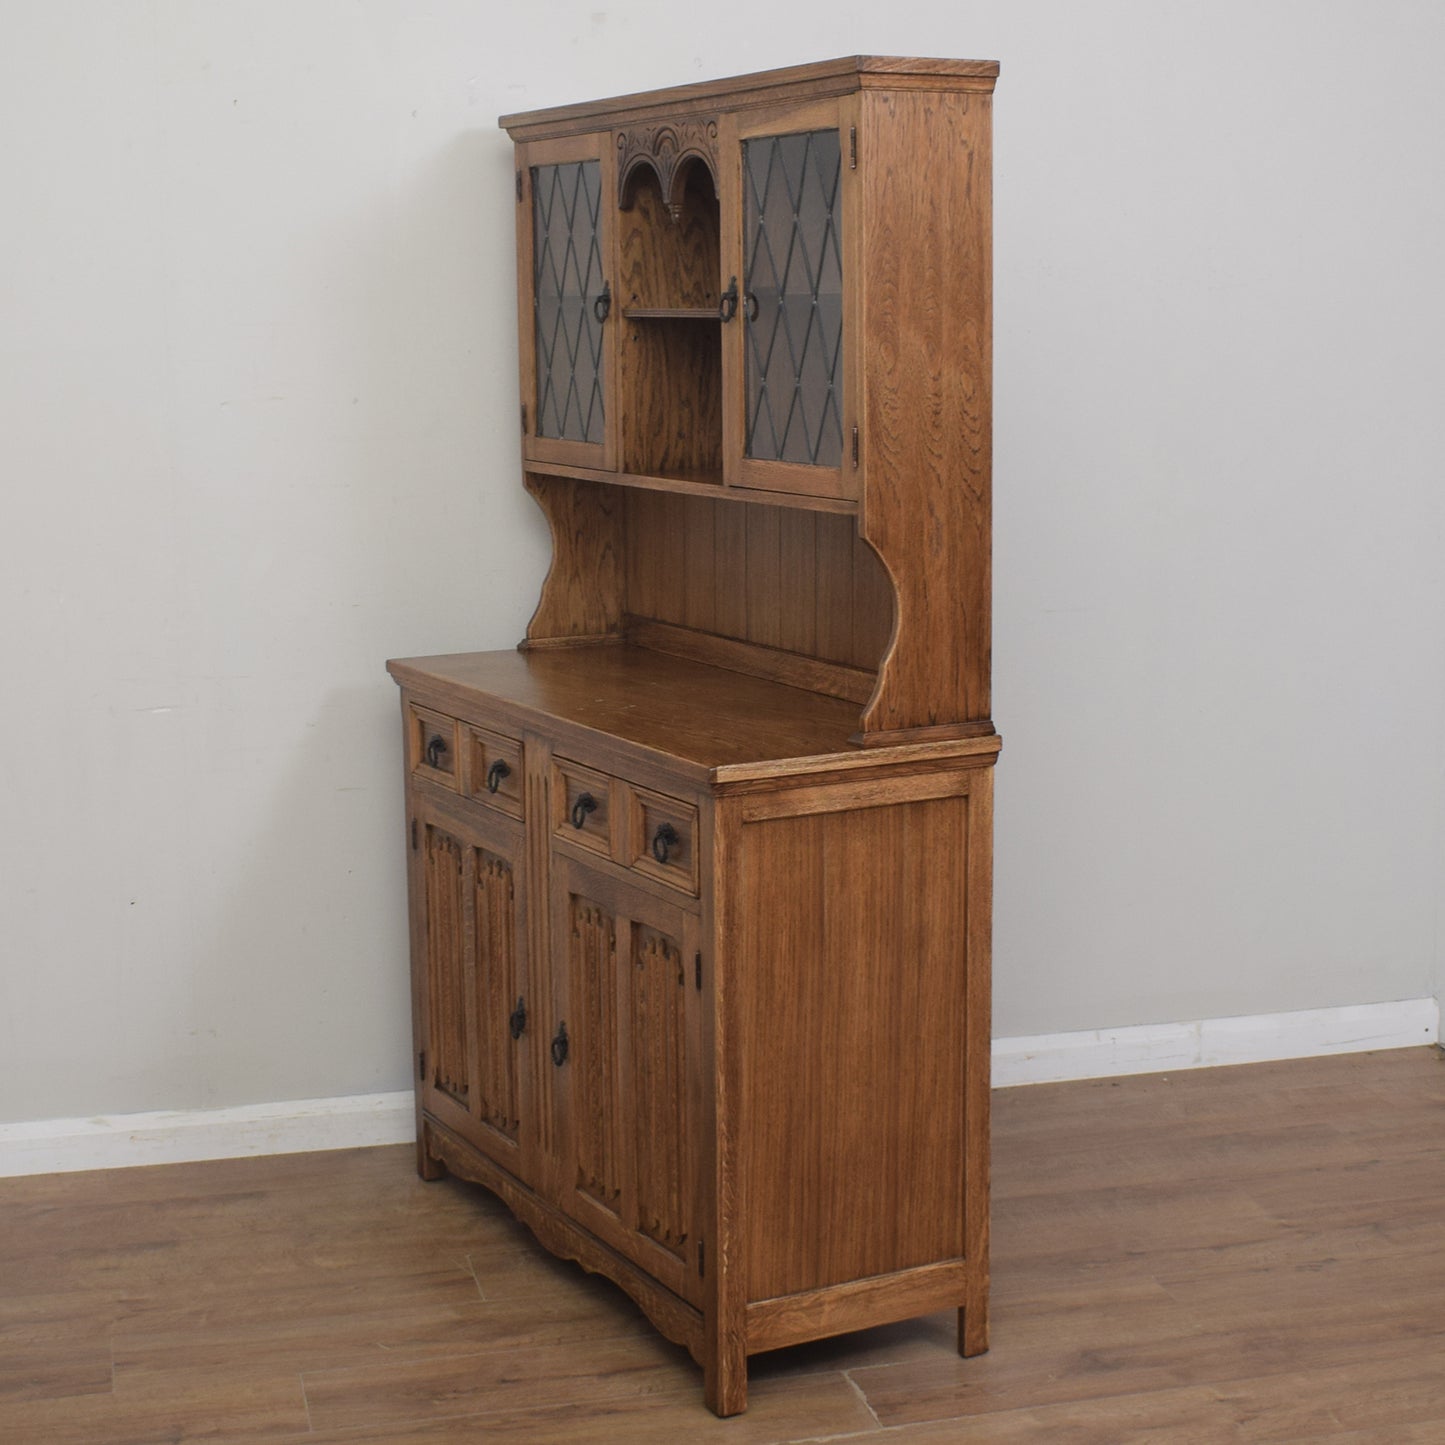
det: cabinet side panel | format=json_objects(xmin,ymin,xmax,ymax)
[
  {"xmin": 734, "ymin": 790, "xmax": 971, "ymax": 1301},
  {"xmin": 858, "ymin": 88, "xmax": 992, "ymax": 732}
]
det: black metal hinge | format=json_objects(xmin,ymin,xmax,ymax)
[
  {"xmin": 851, "ymin": 425, "xmax": 859, "ymax": 468},
  {"xmin": 520, "ymin": 402, "xmax": 528, "ymax": 434},
  {"xmin": 516, "ymin": 170, "xmax": 524, "ymax": 202},
  {"xmin": 849, "ymin": 125, "xmax": 857, "ymax": 169},
  {"xmin": 417, "ymin": 1050, "xmax": 426, "ymax": 1081},
  {"xmin": 411, "ymin": 818, "xmax": 418, "ymax": 851},
  {"xmin": 694, "ymin": 951, "xmax": 702, "ymax": 991},
  {"xmin": 698, "ymin": 1239, "xmax": 705, "ymax": 1277}
]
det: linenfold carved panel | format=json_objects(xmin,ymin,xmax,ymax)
[
  {"xmin": 424, "ymin": 827, "xmax": 468, "ymax": 1107},
  {"xmin": 474, "ymin": 849, "xmax": 520, "ymax": 1138},
  {"xmin": 617, "ymin": 118, "xmax": 719, "ymax": 219},
  {"xmin": 629, "ymin": 924, "xmax": 690, "ymax": 1259},
  {"xmin": 570, "ymin": 897, "xmax": 622, "ymax": 1213}
]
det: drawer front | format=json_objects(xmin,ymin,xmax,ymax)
[
  {"xmin": 553, "ymin": 759, "xmax": 613, "ymax": 858},
  {"xmin": 465, "ymin": 725, "xmax": 524, "ymax": 819},
  {"xmin": 410, "ymin": 705, "xmax": 459, "ymax": 790},
  {"xmin": 629, "ymin": 786, "xmax": 699, "ymax": 896}
]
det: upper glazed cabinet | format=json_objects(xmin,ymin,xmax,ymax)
[
  {"xmin": 516, "ymin": 95, "xmax": 860, "ymax": 503},
  {"xmin": 507, "ymin": 57, "xmax": 996, "ymax": 742}
]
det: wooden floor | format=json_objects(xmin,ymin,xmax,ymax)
[{"xmin": 3, "ymin": 1049, "xmax": 1445, "ymax": 1443}]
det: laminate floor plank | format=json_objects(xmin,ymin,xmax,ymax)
[
  {"xmin": 841, "ymin": 1340, "xmax": 1445, "ymax": 1443},
  {"xmin": 230, "ymin": 1368, "xmax": 875, "ymax": 1443},
  {"xmin": 1, "ymin": 1049, "xmax": 1442, "ymax": 1442},
  {"xmin": 112, "ymin": 1293, "xmax": 648, "ymax": 1378}
]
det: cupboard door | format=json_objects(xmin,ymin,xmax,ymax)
[
  {"xmin": 412, "ymin": 798, "xmax": 532, "ymax": 1183},
  {"xmin": 518, "ymin": 133, "xmax": 620, "ymax": 470},
  {"xmin": 551, "ymin": 857, "xmax": 703, "ymax": 1306},
  {"xmin": 720, "ymin": 98, "xmax": 859, "ymax": 502}
]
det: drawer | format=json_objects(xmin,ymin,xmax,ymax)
[
  {"xmin": 629, "ymin": 786, "xmax": 699, "ymax": 896},
  {"xmin": 464, "ymin": 725, "xmax": 524, "ymax": 819},
  {"xmin": 553, "ymin": 758, "xmax": 613, "ymax": 858},
  {"xmin": 409, "ymin": 705, "xmax": 459, "ymax": 789}
]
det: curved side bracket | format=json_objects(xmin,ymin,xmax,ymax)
[
  {"xmin": 617, "ymin": 119, "xmax": 719, "ymax": 220},
  {"xmin": 519, "ymin": 474, "xmax": 625, "ymax": 649},
  {"xmin": 855, "ymin": 472, "xmax": 994, "ymax": 744}
]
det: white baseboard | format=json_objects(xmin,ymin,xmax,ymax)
[
  {"xmin": 993, "ymin": 996, "xmax": 1440, "ymax": 1088},
  {"xmin": 2, "ymin": 998, "xmax": 1439, "ymax": 1177},
  {"xmin": 0, "ymin": 1091, "xmax": 414, "ymax": 1178}
]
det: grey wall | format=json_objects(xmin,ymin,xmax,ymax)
[{"xmin": 2, "ymin": 1, "xmax": 1442, "ymax": 1124}]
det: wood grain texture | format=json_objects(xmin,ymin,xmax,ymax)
[
  {"xmin": 616, "ymin": 159, "xmax": 721, "ymax": 481},
  {"xmin": 858, "ymin": 87, "xmax": 993, "ymax": 735},
  {"xmin": 746, "ymin": 1259, "xmax": 969, "ymax": 1352},
  {"xmin": 408, "ymin": 791, "xmax": 531, "ymax": 1186},
  {"xmin": 728, "ymin": 786, "xmax": 975, "ymax": 1303},
  {"xmin": 9, "ymin": 1051, "xmax": 1445, "ymax": 1441},
  {"xmin": 422, "ymin": 823, "xmax": 469, "ymax": 1111},
  {"xmin": 387, "ymin": 646, "xmax": 866, "ymax": 777},
  {"xmin": 550, "ymin": 857, "xmax": 703, "ymax": 1310},
  {"xmin": 625, "ymin": 617, "xmax": 876, "ymax": 705},
  {"xmin": 961, "ymin": 763, "xmax": 993, "ymax": 1359},
  {"xmin": 619, "ymin": 316, "xmax": 722, "ymax": 482},
  {"xmin": 705, "ymin": 784, "xmax": 749, "ymax": 1417},
  {"xmin": 525, "ymin": 458, "xmax": 860, "ymax": 513},
  {"xmin": 461, "ymin": 724, "xmax": 525, "ymax": 819},
  {"xmin": 624, "ymin": 491, "xmax": 891, "ymax": 671},
  {"xmin": 617, "ymin": 158, "xmax": 719, "ymax": 309},
  {"xmin": 522, "ymin": 730, "xmax": 556, "ymax": 1186},
  {"xmin": 523, "ymin": 475, "xmax": 626, "ymax": 645},
  {"xmin": 501, "ymin": 56, "xmax": 1000, "ymax": 140},
  {"xmin": 473, "ymin": 849, "xmax": 522, "ymax": 1141}
]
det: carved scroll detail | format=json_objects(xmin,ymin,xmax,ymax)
[{"xmin": 617, "ymin": 119, "xmax": 719, "ymax": 219}]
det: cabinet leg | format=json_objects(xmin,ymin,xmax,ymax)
[
  {"xmin": 416, "ymin": 1136, "xmax": 446, "ymax": 1181},
  {"xmin": 704, "ymin": 1344, "xmax": 748, "ymax": 1417},
  {"xmin": 958, "ymin": 1300, "xmax": 989, "ymax": 1358}
]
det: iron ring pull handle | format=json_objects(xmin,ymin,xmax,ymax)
[
  {"xmin": 570, "ymin": 793, "xmax": 598, "ymax": 829},
  {"xmin": 550, "ymin": 1021, "xmax": 569, "ymax": 1067},
  {"xmin": 651, "ymin": 822, "xmax": 680, "ymax": 865},
  {"xmin": 486, "ymin": 759, "xmax": 511, "ymax": 794},
  {"xmin": 508, "ymin": 996, "xmax": 527, "ymax": 1041},
  {"xmin": 593, "ymin": 281, "xmax": 612, "ymax": 323},
  {"xmin": 425, "ymin": 734, "xmax": 448, "ymax": 768},
  {"xmin": 744, "ymin": 290, "xmax": 759, "ymax": 322},
  {"xmin": 718, "ymin": 276, "xmax": 739, "ymax": 322}
]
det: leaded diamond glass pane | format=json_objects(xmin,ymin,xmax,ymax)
[
  {"xmin": 532, "ymin": 160, "xmax": 605, "ymax": 445},
  {"xmin": 743, "ymin": 129, "xmax": 843, "ymax": 468}
]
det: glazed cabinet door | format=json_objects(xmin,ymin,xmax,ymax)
[
  {"xmin": 549, "ymin": 855, "xmax": 704, "ymax": 1307},
  {"xmin": 517, "ymin": 132, "xmax": 620, "ymax": 470},
  {"xmin": 409, "ymin": 793, "xmax": 533, "ymax": 1185},
  {"xmin": 719, "ymin": 96, "xmax": 860, "ymax": 502}
]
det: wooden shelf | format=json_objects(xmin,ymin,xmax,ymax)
[
  {"xmin": 525, "ymin": 460, "xmax": 859, "ymax": 515},
  {"xmin": 621, "ymin": 306, "xmax": 719, "ymax": 320}
]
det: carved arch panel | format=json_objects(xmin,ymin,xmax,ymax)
[{"xmin": 617, "ymin": 118, "xmax": 720, "ymax": 218}]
